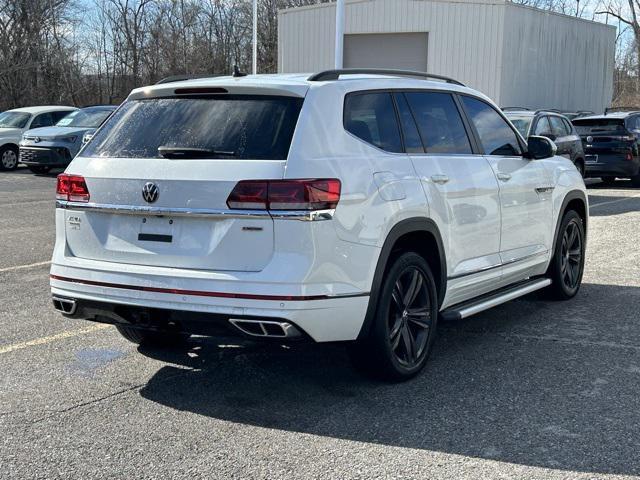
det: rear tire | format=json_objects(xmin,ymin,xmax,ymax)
[
  {"xmin": 115, "ymin": 325, "xmax": 189, "ymax": 346},
  {"xmin": 28, "ymin": 166, "xmax": 51, "ymax": 174},
  {"xmin": 348, "ymin": 252, "xmax": 439, "ymax": 381},
  {"xmin": 544, "ymin": 210, "xmax": 586, "ymax": 300},
  {"xmin": 0, "ymin": 145, "xmax": 18, "ymax": 171}
]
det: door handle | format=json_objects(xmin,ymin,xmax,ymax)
[
  {"xmin": 497, "ymin": 173, "xmax": 512, "ymax": 182},
  {"xmin": 430, "ymin": 174, "xmax": 450, "ymax": 185}
]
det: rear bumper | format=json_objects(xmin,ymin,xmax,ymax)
[
  {"xmin": 50, "ymin": 265, "xmax": 370, "ymax": 343},
  {"xmin": 584, "ymin": 154, "xmax": 640, "ymax": 178}
]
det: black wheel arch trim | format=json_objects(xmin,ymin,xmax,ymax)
[
  {"xmin": 551, "ymin": 190, "xmax": 588, "ymax": 259},
  {"xmin": 357, "ymin": 217, "xmax": 447, "ymax": 341}
]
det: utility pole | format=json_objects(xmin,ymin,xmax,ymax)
[
  {"xmin": 253, "ymin": 0, "xmax": 258, "ymax": 74},
  {"xmin": 335, "ymin": 0, "xmax": 345, "ymax": 69}
]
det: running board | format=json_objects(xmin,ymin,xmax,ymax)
[{"xmin": 440, "ymin": 278, "xmax": 552, "ymax": 321}]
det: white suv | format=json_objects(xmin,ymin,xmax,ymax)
[{"xmin": 51, "ymin": 70, "xmax": 588, "ymax": 380}]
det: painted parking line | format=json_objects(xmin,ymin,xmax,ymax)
[
  {"xmin": 0, "ymin": 324, "xmax": 111, "ymax": 355},
  {"xmin": 0, "ymin": 260, "xmax": 51, "ymax": 273}
]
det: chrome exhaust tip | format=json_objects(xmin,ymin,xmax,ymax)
[
  {"xmin": 52, "ymin": 296, "xmax": 77, "ymax": 315},
  {"xmin": 229, "ymin": 319, "xmax": 302, "ymax": 338}
]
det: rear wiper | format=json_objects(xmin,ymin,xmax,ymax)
[{"xmin": 158, "ymin": 146, "xmax": 237, "ymax": 159}]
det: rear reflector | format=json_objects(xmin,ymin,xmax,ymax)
[
  {"xmin": 57, "ymin": 174, "xmax": 90, "ymax": 202},
  {"xmin": 227, "ymin": 179, "xmax": 341, "ymax": 211}
]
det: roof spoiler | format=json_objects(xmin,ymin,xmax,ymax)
[
  {"xmin": 155, "ymin": 74, "xmax": 222, "ymax": 85},
  {"xmin": 308, "ymin": 69, "xmax": 465, "ymax": 86},
  {"xmin": 604, "ymin": 106, "xmax": 640, "ymax": 115}
]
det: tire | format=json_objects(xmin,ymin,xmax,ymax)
[
  {"xmin": 544, "ymin": 210, "xmax": 586, "ymax": 300},
  {"xmin": 632, "ymin": 174, "xmax": 640, "ymax": 188},
  {"xmin": 115, "ymin": 325, "xmax": 189, "ymax": 346},
  {"xmin": 601, "ymin": 176, "xmax": 616, "ymax": 185},
  {"xmin": 28, "ymin": 166, "xmax": 51, "ymax": 174},
  {"xmin": 574, "ymin": 159, "xmax": 585, "ymax": 178},
  {"xmin": 349, "ymin": 252, "xmax": 439, "ymax": 381},
  {"xmin": 0, "ymin": 145, "xmax": 19, "ymax": 171}
]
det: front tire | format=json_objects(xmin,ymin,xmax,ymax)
[
  {"xmin": 349, "ymin": 252, "xmax": 439, "ymax": 381},
  {"xmin": 0, "ymin": 145, "xmax": 18, "ymax": 171},
  {"xmin": 28, "ymin": 165, "xmax": 51, "ymax": 174},
  {"xmin": 545, "ymin": 210, "xmax": 586, "ymax": 300},
  {"xmin": 601, "ymin": 176, "xmax": 616, "ymax": 186},
  {"xmin": 115, "ymin": 325, "xmax": 189, "ymax": 346}
]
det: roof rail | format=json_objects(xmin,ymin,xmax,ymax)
[
  {"xmin": 604, "ymin": 106, "xmax": 640, "ymax": 115},
  {"xmin": 502, "ymin": 106, "xmax": 532, "ymax": 111},
  {"xmin": 155, "ymin": 74, "xmax": 221, "ymax": 85},
  {"xmin": 307, "ymin": 69, "xmax": 465, "ymax": 86}
]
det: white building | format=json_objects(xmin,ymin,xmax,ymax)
[{"xmin": 278, "ymin": 0, "xmax": 616, "ymax": 112}]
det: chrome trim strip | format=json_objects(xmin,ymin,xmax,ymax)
[
  {"xmin": 56, "ymin": 201, "xmax": 335, "ymax": 221},
  {"xmin": 457, "ymin": 278, "xmax": 551, "ymax": 319},
  {"xmin": 270, "ymin": 209, "xmax": 335, "ymax": 221},
  {"xmin": 447, "ymin": 250, "xmax": 549, "ymax": 280}
]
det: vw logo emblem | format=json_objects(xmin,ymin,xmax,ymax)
[
  {"xmin": 586, "ymin": 136, "xmax": 593, "ymax": 144},
  {"xmin": 33, "ymin": 137, "xmax": 41, "ymax": 143},
  {"xmin": 142, "ymin": 182, "xmax": 159, "ymax": 203}
]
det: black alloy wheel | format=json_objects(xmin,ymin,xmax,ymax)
[
  {"xmin": 388, "ymin": 267, "xmax": 433, "ymax": 368},
  {"xmin": 545, "ymin": 210, "xmax": 585, "ymax": 300},
  {"xmin": 560, "ymin": 218, "xmax": 583, "ymax": 291},
  {"xmin": 349, "ymin": 252, "xmax": 439, "ymax": 381}
]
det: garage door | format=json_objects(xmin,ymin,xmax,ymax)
[{"xmin": 344, "ymin": 33, "xmax": 428, "ymax": 71}]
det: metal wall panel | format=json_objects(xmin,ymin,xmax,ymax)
[
  {"xmin": 500, "ymin": 4, "xmax": 616, "ymax": 112},
  {"xmin": 278, "ymin": 0, "xmax": 615, "ymax": 109},
  {"xmin": 278, "ymin": 0, "xmax": 505, "ymax": 100}
]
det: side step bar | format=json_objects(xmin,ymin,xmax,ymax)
[{"xmin": 440, "ymin": 278, "xmax": 551, "ymax": 321}]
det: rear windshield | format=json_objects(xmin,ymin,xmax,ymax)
[
  {"xmin": 504, "ymin": 115, "xmax": 532, "ymax": 138},
  {"xmin": 82, "ymin": 96, "xmax": 303, "ymax": 160},
  {"xmin": 573, "ymin": 118, "xmax": 626, "ymax": 134}
]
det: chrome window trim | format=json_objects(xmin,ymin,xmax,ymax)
[{"xmin": 56, "ymin": 201, "xmax": 335, "ymax": 221}]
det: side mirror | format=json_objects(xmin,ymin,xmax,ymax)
[{"xmin": 525, "ymin": 135, "xmax": 557, "ymax": 160}]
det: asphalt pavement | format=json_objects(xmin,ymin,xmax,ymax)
[{"xmin": 1, "ymin": 167, "xmax": 639, "ymax": 479}]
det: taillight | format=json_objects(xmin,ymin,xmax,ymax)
[
  {"xmin": 627, "ymin": 152, "xmax": 633, "ymax": 161},
  {"xmin": 56, "ymin": 174, "xmax": 90, "ymax": 202},
  {"xmin": 227, "ymin": 179, "xmax": 341, "ymax": 211}
]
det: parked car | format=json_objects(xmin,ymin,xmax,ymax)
[
  {"xmin": 50, "ymin": 70, "xmax": 588, "ymax": 380},
  {"xmin": 503, "ymin": 108, "xmax": 586, "ymax": 177},
  {"xmin": 572, "ymin": 110, "xmax": 640, "ymax": 186},
  {"xmin": 19, "ymin": 105, "xmax": 117, "ymax": 174},
  {"xmin": 0, "ymin": 106, "xmax": 77, "ymax": 171}
]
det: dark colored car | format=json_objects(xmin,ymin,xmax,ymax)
[
  {"xmin": 503, "ymin": 108, "xmax": 586, "ymax": 177},
  {"xmin": 572, "ymin": 111, "xmax": 640, "ymax": 186},
  {"xmin": 19, "ymin": 105, "xmax": 117, "ymax": 173}
]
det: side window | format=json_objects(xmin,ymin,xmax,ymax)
[
  {"xmin": 53, "ymin": 111, "xmax": 72, "ymax": 123},
  {"xmin": 462, "ymin": 96, "xmax": 522, "ymax": 156},
  {"xmin": 534, "ymin": 116, "xmax": 552, "ymax": 136},
  {"xmin": 405, "ymin": 92, "xmax": 472, "ymax": 154},
  {"xmin": 627, "ymin": 116, "xmax": 640, "ymax": 132},
  {"xmin": 393, "ymin": 93, "xmax": 424, "ymax": 153},
  {"xmin": 549, "ymin": 116, "xmax": 568, "ymax": 137},
  {"xmin": 30, "ymin": 113, "xmax": 54, "ymax": 129},
  {"xmin": 562, "ymin": 118, "xmax": 574, "ymax": 135},
  {"xmin": 344, "ymin": 93, "xmax": 403, "ymax": 153}
]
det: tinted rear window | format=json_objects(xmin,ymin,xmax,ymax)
[
  {"xmin": 82, "ymin": 96, "xmax": 303, "ymax": 160},
  {"xmin": 573, "ymin": 118, "xmax": 626, "ymax": 134}
]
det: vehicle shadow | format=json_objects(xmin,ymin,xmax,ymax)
[
  {"xmin": 138, "ymin": 283, "xmax": 640, "ymax": 476},
  {"xmin": 588, "ymin": 193, "xmax": 640, "ymax": 217}
]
